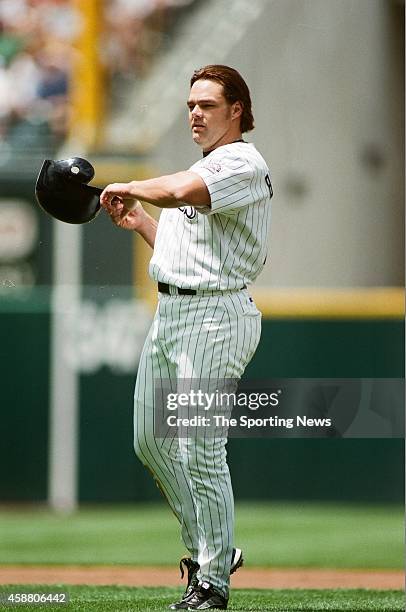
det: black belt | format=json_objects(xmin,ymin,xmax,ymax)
[
  {"xmin": 158, "ymin": 282, "xmax": 247, "ymax": 296},
  {"xmin": 158, "ymin": 282, "xmax": 196, "ymax": 295}
]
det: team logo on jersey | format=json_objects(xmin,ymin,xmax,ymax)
[{"xmin": 179, "ymin": 206, "xmax": 197, "ymax": 221}]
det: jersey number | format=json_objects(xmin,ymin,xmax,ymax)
[{"xmin": 265, "ymin": 174, "xmax": 273, "ymax": 199}]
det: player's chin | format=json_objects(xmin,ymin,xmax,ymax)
[{"xmin": 191, "ymin": 132, "xmax": 202, "ymax": 144}]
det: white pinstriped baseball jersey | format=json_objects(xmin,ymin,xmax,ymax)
[{"xmin": 149, "ymin": 141, "xmax": 273, "ymax": 290}]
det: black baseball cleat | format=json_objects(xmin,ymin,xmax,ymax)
[
  {"xmin": 179, "ymin": 556, "xmax": 199, "ymax": 600},
  {"xmin": 171, "ymin": 549, "xmax": 242, "ymax": 609},
  {"xmin": 169, "ymin": 581, "xmax": 228, "ymax": 610},
  {"xmin": 180, "ymin": 548, "xmax": 243, "ymax": 587},
  {"xmin": 179, "ymin": 548, "xmax": 243, "ymax": 598}
]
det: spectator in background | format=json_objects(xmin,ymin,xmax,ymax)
[
  {"xmin": 103, "ymin": 0, "xmax": 166, "ymax": 85},
  {"xmin": 0, "ymin": 0, "xmax": 75, "ymax": 150},
  {"xmin": 0, "ymin": 0, "xmax": 196, "ymax": 152},
  {"xmin": 103, "ymin": 0, "xmax": 195, "ymax": 85}
]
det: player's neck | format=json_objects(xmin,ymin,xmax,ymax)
[{"xmin": 202, "ymin": 132, "xmax": 244, "ymax": 156}]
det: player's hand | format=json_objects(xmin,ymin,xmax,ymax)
[
  {"xmin": 101, "ymin": 190, "xmax": 146, "ymax": 231},
  {"xmin": 100, "ymin": 182, "xmax": 136, "ymax": 206}
]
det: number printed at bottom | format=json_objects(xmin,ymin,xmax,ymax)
[{"xmin": 0, "ymin": 592, "xmax": 69, "ymax": 605}]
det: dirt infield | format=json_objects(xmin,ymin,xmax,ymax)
[{"xmin": 0, "ymin": 566, "xmax": 402, "ymax": 590}]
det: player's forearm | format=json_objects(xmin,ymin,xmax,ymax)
[
  {"xmin": 136, "ymin": 212, "xmax": 158, "ymax": 248},
  {"xmin": 129, "ymin": 172, "xmax": 210, "ymax": 208}
]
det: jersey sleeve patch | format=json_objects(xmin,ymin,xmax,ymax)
[{"xmin": 202, "ymin": 161, "xmax": 222, "ymax": 174}]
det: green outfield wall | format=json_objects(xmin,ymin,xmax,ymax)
[{"xmin": 0, "ymin": 302, "xmax": 403, "ymax": 504}]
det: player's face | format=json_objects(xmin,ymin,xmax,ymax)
[{"xmin": 187, "ymin": 79, "xmax": 241, "ymax": 152}]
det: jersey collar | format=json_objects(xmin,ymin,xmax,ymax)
[{"xmin": 202, "ymin": 139, "xmax": 246, "ymax": 157}]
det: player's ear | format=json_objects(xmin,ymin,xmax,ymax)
[{"xmin": 231, "ymin": 101, "xmax": 243, "ymax": 121}]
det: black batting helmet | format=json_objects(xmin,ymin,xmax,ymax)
[{"xmin": 35, "ymin": 157, "xmax": 102, "ymax": 224}]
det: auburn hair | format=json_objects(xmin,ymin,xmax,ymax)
[{"xmin": 190, "ymin": 65, "xmax": 254, "ymax": 133}]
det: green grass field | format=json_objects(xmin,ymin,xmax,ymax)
[
  {"xmin": 0, "ymin": 502, "xmax": 403, "ymax": 611},
  {"xmin": 0, "ymin": 586, "xmax": 403, "ymax": 611},
  {"xmin": 0, "ymin": 502, "xmax": 403, "ymax": 568}
]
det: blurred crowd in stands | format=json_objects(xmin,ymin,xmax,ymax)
[
  {"xmin": 104, "ymin": 0, "xmax": 193, "ymax": 84},
  {"xmin": 0, "ymin": 0, "xmax": 76, "ymax": 152},
  {"xmin": 0, "ymin": 0, "xmax": 194, "ymax": 155}
]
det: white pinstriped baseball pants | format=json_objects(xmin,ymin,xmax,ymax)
[{"xmin": 133, "ymin": 289, "xmax": 261, "ymax": 597}]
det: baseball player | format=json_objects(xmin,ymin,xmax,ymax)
[{"xmin": 100, "ymin": 65, "xmax": 273, "ymax": 610}]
